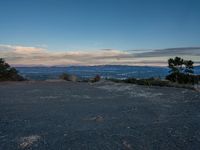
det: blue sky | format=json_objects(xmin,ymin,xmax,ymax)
[{"xmin": 0, "ymin": 0, "xmax": 200, "ymax": 66}]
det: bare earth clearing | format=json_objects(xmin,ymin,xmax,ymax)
[{"xmin": 0, "ymin": 81, "xmax": 200, "ymax": 150}]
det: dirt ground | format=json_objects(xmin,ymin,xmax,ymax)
[{"xmin": 0, "ymin": 81, "xmax": 200, "ymax": 150}]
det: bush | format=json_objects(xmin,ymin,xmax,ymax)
[
  {"xmin": 91, "ymin": 75, "xmax": 101, "ymax": 83},
  {"xmin": 59, "ymin": 73, "xmax": 78, "ymax": 82},
  {"xmin": 59, "ymin": 73, "xmax": 70, "ymax": 80},
  {"xmin": 135, "ymin": 78, "xmax": 169, "ymax": 86},
  {"xmin": 0, "ymin": 58, "xmax": 25, "ymax": 81},
  {"xmin": 107, "ymin": 78, "xmax": 123, "ymax": 83},
  {"xmin": 124, "ymin": 78, "xmax": 137, "ymax": 84},
  {"xmin": 166, "ymin": 72, "xmax": 199, "ymax": 84},
  {"xmin": 109, "ymin": 77, "xmax": 170, "ymax": 87}
]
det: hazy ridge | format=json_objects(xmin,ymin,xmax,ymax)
[{"xmin": 16, "ymin": 65, "xmax": 200, "ymax": 80}]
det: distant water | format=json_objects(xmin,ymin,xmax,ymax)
[{"xmin": 16, "ymin": 66, "xmax": 200, "ymax": 80}]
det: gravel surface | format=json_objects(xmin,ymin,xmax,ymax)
[{"xmin": 0, "ymin": 81, "xmax": 200, "ymax": 150}]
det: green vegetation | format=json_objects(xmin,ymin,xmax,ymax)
[
  {"xmin": 59, "ymin": 73, "xmax": 78, "ymax": 82},
  {"xmin": 108, "ymin": 77, "xmax": 170, "ymax": 87},
  {"xmin": 59, "ymin": 73, "xmax": 71, "ymax": 80},
  {"xmin": 60, "ymin": 73, "xmax": 101, "ymax": 83},
  {"xmin": 124, "ymin": 77, "xmax": 170, "ymax": 86},
  {"xmin": 107, "ymin": 77, "xmax": 197, "ymax": 90},
  {"xmin": 0, "ymin": 58, "xmax": 25, "ymax": 81},
  {"xmin": 166, "ymin": 57, "xmax": 199, "ymax": 84},
  {"xmin": 91, "ymin": 75, "xmax": 101, "ymax": 83},
  {"xmin": 108, "ymin": 57, "xmax": 199, "ymax": 89}
]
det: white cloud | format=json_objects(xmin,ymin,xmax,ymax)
[
  {"xmin": 0, "ymin": 44, "xmax": 199, "ymax": 66},
  {"xmin": 0, "ymin": 44, "xmax": 45, "ymax": 53},
  {"xmin": 14, "ymin": 46, "xmax": 45, "ymax": 54}
]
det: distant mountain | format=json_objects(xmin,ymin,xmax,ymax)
[
  {"xmin": 16, "ymin": 65, "xmax": 200, "ymax": 80},
  {"xmin": 194, "ymin": 66, "xmax": 200, "ymax": 74}
]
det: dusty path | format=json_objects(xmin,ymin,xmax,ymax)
[{"xmin": 0, "ymin": 81, "xmax": 200, "ymax": 150}]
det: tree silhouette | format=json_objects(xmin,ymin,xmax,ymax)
[
  {"xmin": 0, "ymin": 58, "xmax": 25, "ymax": 81},
  {"xmin": 168, "ymin": 57, "xmax": 194, "ymax": 74},
  {"xmin": 168, "ymin": 57, "xmax": 183, "ymax": 73},
  {"xmin": 166, "ymin": 57, "xmax": 196, "ymax": 84},
  {"xmin": 184, "ymin": 60, "xmax": 194, "ymax": 74}
]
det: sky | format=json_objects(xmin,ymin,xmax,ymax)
[{"xmin": 0, "ymin": 0, "xmax": 200, "ymax": 66}]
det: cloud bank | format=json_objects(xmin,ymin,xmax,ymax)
[{"xmin": 0, "ymin": 44, "xmax": 200, "ymax": 66}]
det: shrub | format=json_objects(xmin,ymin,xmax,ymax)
[
  {"xmin": 59, "ymin": 73, "xmax": 78, "ymax": 82},
  {"xmin": 166, "ymin": 72, "xmax": 199, "ymax": 84},
  {"xmin": 59, "ymin": 73, "xmax": 70, "ymax": 80},
  {"xmin": 91, "ymin": 75, "xmax": 101, "ymax": 83},
  {"xmin": 107, "ymin": 78, "xmax": 123, "ymax": 83},
  {"xmin": 0, "ymin": 58, "xmax": 25, "ymax": 81},
  {"xmin": 124, "ymin": 78, "xmax": 137, "ymax": 84},
  {"xmin": 134, "ymin": 78, "xmax": 169, "ymax": 86},
  {"xmin": 110, "ymin": 77, "xmax": 170, "ymax": 87}
]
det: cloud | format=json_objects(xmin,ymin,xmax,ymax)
[
  {"xmin": 133, "ymin": 47, "xmax": 200, "ymax": 57},
  {"xmin": 0, "ymin": 44, "xmax": 200, "ymax": 66},
  {"xmin": 0, "ymin": 44, "xmax": 46, "ymax": 54},
  {"xmin": 0, "ymin": 45, "xmax": 129, "ymax": 66}
]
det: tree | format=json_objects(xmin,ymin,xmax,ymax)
[
  {"xmin": 168, "ymin": 57, "xmax": 194, "ymax": 74},
  {"xmin": 166, "ymin": 57, "xmax": 197, "ymax": 84},
  {"xmin": 0, "ymin": 58, "xmax": 25, "ymax": 81},
  {"xmin": 184, "ymin": 60, "xmax": 194, "ymax": 74}
]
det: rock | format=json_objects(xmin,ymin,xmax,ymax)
[
  {"xmin": 194, "ymin": 84, "xmax": 200, "ymax": 92},
  {"xmin": 83, "ymin": 115, "xmax": 104, "ymax": 123},
  {"xmin": 19, "ymin": 135, "xmax": 41, "ymax": 149},
  {"xmin": 122, "ymin": 140, "xmax": 133, "ymax": 150},
  {"xmin": 95, "ymin": 115, "xmax": 104, "ymax": 122}
]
